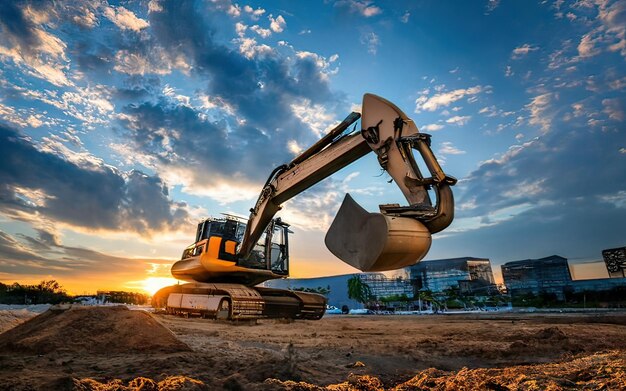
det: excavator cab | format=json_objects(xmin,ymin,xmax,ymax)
[
  {"xmin": 190, "ymin": 216, "xmax": 289, "ymax": 275},
  {"xmin": 240, "ymin": 218, "xmax": 290, "ymax": 275}
]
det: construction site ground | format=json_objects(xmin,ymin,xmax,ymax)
[{"xmin": 0, "ymin": 306, "xmax": 625, "ymax": 390}]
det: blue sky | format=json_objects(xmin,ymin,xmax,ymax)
[{"xmin": 0, "ymin": 0, "xmax": 624, "ymax": 293}]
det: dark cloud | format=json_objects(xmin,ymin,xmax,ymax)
[
  {"xmin": 107, "ymin": 1, "xmax": 344, "ymax": 187},
  {"xmin": 72, "ymin": 40, "xmax": 115, "ymax": 73},
  {"xmin": 0, "ymin": 123, "xmax": 189, "ymax": 234},
  {"xmin": 113, "ymin": 75, "xmax": 162, "ymax": 101},
  {"xmin": 119, "ymin": 100, "xmax": 290, "ymax": 180},
  {"xmin": 0, "ymin": 1, "xmax": 46, "ymax": 57},
  {"xmin": 148, "ymin": 0, "xmax": 336, "ymax": 108},
  {"xmin": 431, "ymin": 197, "xmax": 626, "ymax": 269},
  {"xmin": 457, "ymin": 119, "xmax": 626, "ymax": 218}
]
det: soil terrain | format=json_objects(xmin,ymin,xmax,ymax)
[{"xmin": 0, "ymin": 306, "xmax": 625, "ymax": 390}]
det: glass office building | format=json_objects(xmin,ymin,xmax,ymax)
[
  {"xmin": 407, "ymin": 257, "xmax": 496, "ymax": 294},
  {"xmin": 501, "ymin": 255, "xmax": 572, "ymax": 300},
  {"xmin": 359, "ymin": 273, "xmax": 413, "ymax": 300}
]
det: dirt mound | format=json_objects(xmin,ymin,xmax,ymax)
[
  {"xmin": 0, "ymin": 308, "xmax": 40, "ymax": 334},
  {"xmin": 0, "ymin": 305, "xmax": 190, "ymax": 355},
  {"xmin": 266, "ymin": 351, "xmax": 626, "ymax": 390},
  {"xmin": 72, "ymin": 376, "xmax": 208, "ymax": 391}
]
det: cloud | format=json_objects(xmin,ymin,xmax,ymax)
[
  {"xmin": 421, "ymin": 123, "xmax": 444, "ymax": 132},
  {"xmin": 573, "ymin": 0, "xmax": 626, "ymax": 59},
  {"xmin": 511, "ymin": 44, "xmax": 539, "ymax": 59},
  {"xmin": 439, "ymin": 142, "xmax": 466, "ymax": 155},
  {"xmin": 0, "ymin": 124, "xmax": 190, "ymax": 235},
  {"xmin": 485, "ymin": 0, "xmax": 500, "ymax": 15},
  {"xmin": 0, "ymin": 2, "xmax": 71, "ymax": 86},
  {"xmin": 578, "ymin": 33, "xmax": 601, "ymax": 57},
  {"xmin": 95, "ymin": 1, "xmax": 344, "ymax": 206},
  {"xmin": 456, "ymin": 105, "xmax": 626, "ymax": 232},
  {"xmin": 445, "ymin": 115, "xmax": 471, "ymax": 126},
  {"xmin": 401, "ymin": 11, "xmax": 410, "ymax": 23},
  {"xmin": 269, "ymin": 14, "xmax": 286, "ymax": 33},
  {"xmin": 250, "ymin": 25, "xmax": 272, "ymax": 38},
  {"xmin": 334, "ymin": 0, "xmax": 382, "ymax": 18},
  {"xmin": 602, "ymin": 98, "xmax": 625, "ymax": 121},
  {"xmin": 360, "ymin": 32, "xmax": 380, "ymax": 55},
  {"xmin": 415, "ymin": 85, "xmax": 485, "ymax": 113},
  {"xmin": 526, "ymin": 93, "xmax": 554, "ymax": 132},
  {"xmin": 0, "ymin": 228, "xmax": 177, "ymax": 286},
  {"xmin": 243, "ymin": 5, "xmax": 266, "ymax": 20},
  {"xmin": 103, "ymin": 6, "xmax": 149, "ymax": 32}
]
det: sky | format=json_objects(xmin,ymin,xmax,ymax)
[{"xmin": 0, "ymin": 0, "xmax": 624, "ymax": 295}]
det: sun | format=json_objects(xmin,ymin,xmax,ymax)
[{"xmin": 139, "ymin": 277, "xmax": 179, "ymax": 296}]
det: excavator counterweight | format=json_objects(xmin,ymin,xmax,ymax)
[{"xmin": 152, "ymin": 93, "xmax": 456, "ymax": 320}]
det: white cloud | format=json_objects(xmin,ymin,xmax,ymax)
[
  {"xmin": 235, "ymin": 37, "xmax": 273, "ymax": 59},
  {"xmin": 243, "ymin": 5, "xmax": 266, "ymax": 20},
  {"xmin": 511, "ymin": 43, "xmax": 539, "ymax": 59},
  {"xmin": 269, "ymin": 15, "xmax": 286, "ymax": 33},
  {"xmin": 113, "ymin": 50, "xmax": 173, "ymax": 75},
  {"xmin": 290, "ymin": 98, "xmax": 337, "ymax": 137},
  {"xmin": 336, "ymin": 0, "xmax": 382, "ymax": 18},
  {"xmin": 294, "ymin": 51, "xmax": 339, "ymax": 80},
  {"xmin": 445, "ymin": 115, "xmax": 471, "ymax": 126},
  {"xmin": 227, "ymin": 4, "xmax": 241, "ymax": 17},
  {"xmin": 485, "ymin": 0, "xmax": 500, "ymax": 14},
  {"xmin": 415, "ymin": 85, "xmax": 485, "ymax": 113},
  {"xmin": 439, "ymin": 141, "xmax": 466, "ymax": 155},
  {"xmin": 235, "ymin": 22, "xmax": 248, "ymax": 37},
  {"xmin": 505, "ymin": 65, "xmax": 513, "ymax": 77},
  {"xmin": 421, "ymin": 124, "xmax": 444, "ymax": 132},
  {"xmin": 103, "ymin": 6, "xmax": 149, "ymax": 32},
  {"xmin": 602, "ymin": 98, "xmax": 625, "ymax": 121},
  {"xmin": 287, "ymin": 140, "xmax": 303, "ymax": 155},
  {"xmin": 526, "ymin": 93, "xmax": 554, "ymax": 133},
  {"xmin": 401, "ymin": 11, "xmax": 410, "ymax": 23},
  {"xmin": 578, "ymin": 33, "xmax": 601, "ymax": 57},
  {"xmin": 250, "ymin": 25, "xmax": 272, "ymax": 38},
  {"xmin": 360, "ymin": 32, "xmax": 380, "ymax": 55},
  {"xmin": 0, "ymin": 28, "xmax": 71, "ymax": 87}
]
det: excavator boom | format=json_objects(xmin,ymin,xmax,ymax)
[{"xmin": 239, "ymin": 93, "xmax": 456, "ymax": 271}]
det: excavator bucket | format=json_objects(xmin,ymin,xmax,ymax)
[
  {"xmin": 325, "ymin": 194, "xmax": 432, "ymax": 272},
  {"xmin": 324, "ymin": 93, "xmax": 456, "ymax": 272}
]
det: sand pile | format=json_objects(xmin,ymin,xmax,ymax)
[
  {"xmin": 266, "ymin": 351, "xmax": 626, "ymax": 390},
  {"xmin": 0, "ymin": 305, "xmax": 190, "ymax": 355},
  {"xmin": 0, "ymin": 308, "xmax": 42, "ymax": 334}
]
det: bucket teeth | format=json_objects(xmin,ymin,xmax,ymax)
[{"xmin": 325, "ymin": 194, "xmax": 432, "ymax": 272}]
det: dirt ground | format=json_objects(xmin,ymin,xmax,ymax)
[{"xmin": 0, "ymin": 307, "xmax": 625, "ymax": 390}]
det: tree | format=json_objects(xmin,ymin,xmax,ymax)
[{"xmin": 347, "ymin": 275, "xmax": 373, "ymax": 306}]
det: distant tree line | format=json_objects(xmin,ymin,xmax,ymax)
[{"xmin": 0, "ymin": 280, "xmax": 71, "ymax": 304}]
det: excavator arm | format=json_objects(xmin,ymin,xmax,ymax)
[{"xmin": 238, "ymin": 93, "xmax": 456, "ymax": 272}]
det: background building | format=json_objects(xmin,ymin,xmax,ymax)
[
  {"xmin": 501, "ymin": 255, "xmax": 572, "ymax": 300},
  {"xmin": 603, "ymin": 247, "xmax": 626, "ymax": 278},
  {"xmin": 406, "ymin": 257, "xmax": 496, "ymax": 294},
  {"xmin": 358, "ymin": 273, "xmax": 413, "ymax": 300},
  {"xmin": 265, "ymin": 272, "xmax": 412, "ymax": 310}
]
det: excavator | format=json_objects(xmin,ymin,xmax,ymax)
[{"xmin": 152, "ymin": 93, "xmax": 457, "ymax": 320}]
